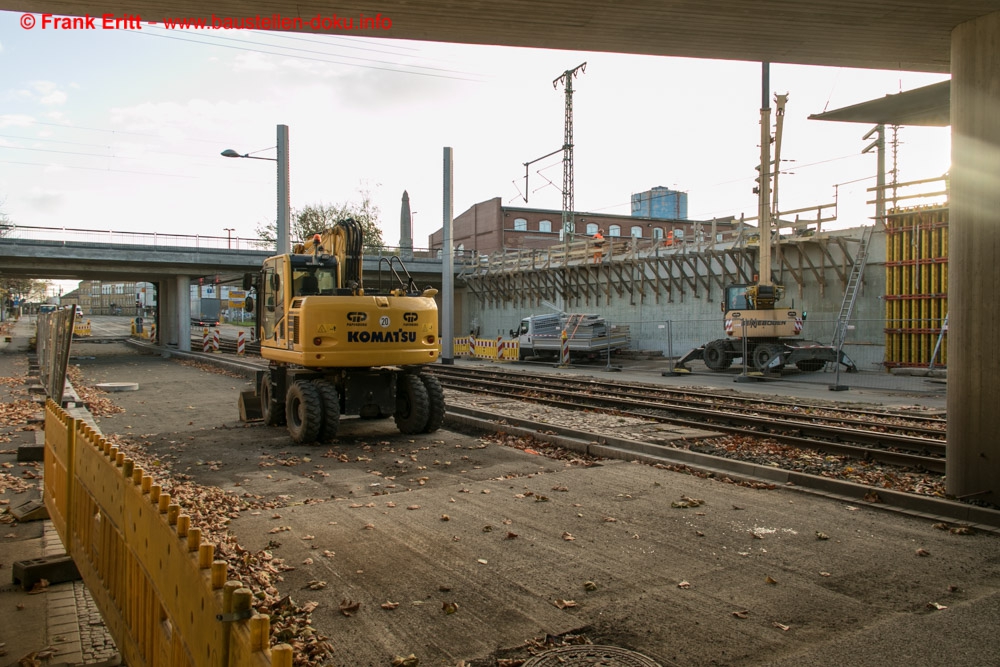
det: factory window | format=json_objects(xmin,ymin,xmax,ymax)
[
  {"xmin": 608, "ymin": 225, "xmax": 621, "ymax": 237},
  {"xmin": 652, "ymin": 227, "xmax": 664, "ymax": 240},
  {"xmin": 538, "ymin": 219, "xmax": 552, "ymax": 232},
  {"xmin": 585, "ymin": 223, "xmax": 599, "ymax": 235},
  {"xmin": 631, "ymin": 226, "xmax": 643, "ymax": 238},
  {"xmin": 513, "ymin": 217, "xmax": 527, "ymax": 231}
]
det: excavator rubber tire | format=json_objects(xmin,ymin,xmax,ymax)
[
  {"xmin": 313, "ymin": 380, "xmax": 341, "ymax": 442},
  {"xmin": 260, "ymin": 373, "xmax": 286, "ymax": 426},
  {"xmin": 420, "ymin": 374, "xmax": 446, "ymax": 433},
  {"xmin": 394, "ymin": 374, "xmax": 430, "ymax": 435},
  {"xmin": 285, "ymin": 380, "xmax": 323, "ymax": 444},
  {"xmin": 753, "ymin": 344, "xmax": 785, "ymax": 372},
  {"xmin": 703, "ymin": 340, "xmax": 733, "ymax": 371}
]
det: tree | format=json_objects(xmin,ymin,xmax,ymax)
[{"xmin": 255, "ymin": 186, "xmax": 385, "ymax": 253}]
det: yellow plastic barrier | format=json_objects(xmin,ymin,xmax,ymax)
[
  {"xmin": 74, "ymin": 319, "xmax": 92, "ymax": 337},
  {"xmin": 44, "ymin": 400, "xmax": 294, "ymax": 667}
]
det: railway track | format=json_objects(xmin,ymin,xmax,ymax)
[
  {"xmin": 428, "ymin": 365, "xmax": 947, "ymax": 474},
  {"xmin": 141, "ymin": 338, "xmax": 1000, "ymax": 526}
]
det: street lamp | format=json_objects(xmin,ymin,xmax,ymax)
[
  {"xmin": 223, "ymin": 227, "xmax": 235, "ymax": 249},
  {"xmin": 221, "ymin": 124, "xmax": 290, "ymax": 255}
]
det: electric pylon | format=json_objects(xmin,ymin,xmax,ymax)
[{"xmin": 553, "ymin": 62, "xmax": 586, "ymax": 241}]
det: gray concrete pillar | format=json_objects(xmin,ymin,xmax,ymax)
[
  {"xmin": 176, "ymin": 275, "xmax": 191, "ymax": 352},
  {"xmin": 947, "ymin": 12, "xmax": 1000, "ymax": 501},
  {"xmin": 158, "ymin": 280, "xmax": 176, "ymax": 347}
]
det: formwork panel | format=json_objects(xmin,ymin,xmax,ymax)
[{"xmin": 884, "ymin": 205, "xmax": 948, "ymax": 368}]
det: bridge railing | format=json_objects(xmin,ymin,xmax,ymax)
[
  {"xmin": 0, "ymin": 224, "xmax": 267, "ymax": 253},
  {"xmin": 0, "ymin": 224, "xmax": 437, "ymax": 258}
]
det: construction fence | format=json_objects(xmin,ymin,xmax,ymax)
[
  {"xmin": 43, "ymin": 401, "xmax": 295, "ymax": 667},
  {"xmin": 38, "ymin": 313, "xmax": 297, "ymax": 667}
]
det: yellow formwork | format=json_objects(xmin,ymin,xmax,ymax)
[
  {"xmin": 43, "ymin": 400, "xmax": 295, "ymax": 667},
  {"xmin": 884, "ymin": 204, "xmax": 948, "ymax": 368}
]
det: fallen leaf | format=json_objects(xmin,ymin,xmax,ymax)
[
  {"xmin": 773, "ymin": 622, "xmax": 790, "ymax": 631},
  {"xmin": 301, "ymin": 534, "xmax": 315, "ymax": 540},
  {"xmin": 765, "ymin": 576, "xmax": 778, "ymax": 585},
  {"xmin": 562, "ymin": 532, "xmax": 575, "ymax": 541},
  {"xmin": 442, "ymin": 601, "xmax": 459, "ymax": 614},
  {"xmin": 732, "ymin": 610, "xmax": 749, "ymax": 619},
  {"xmin": 477, "ymin": 558, "xmax": 488, "ymax": 564},
  {"xmin": 407, "ymin": 505, "xmax": 421, "ymax": 510},
  {"xmin": 553, "ymin": 599, "xmax": 577, "ymax": 609},
  {"xmin": 552, "ymin": 485, "xmax": 569, "ymax": 492},
  {"xmin": 323, "ymin": 550, "xmax": 336, "ymax": 558},
  {"xmin": 677, "ymin": 581, "xmax": 691, "ymax": 589},
  {"xmin": 302, "ymin": 558, "xmax": 314, "ymax": 565},
  {"xmin": 339, "ymin": 599, "xmax": 361, "ymax": 616},
  {"xmin": 603, "ymin": 517, "xmax": 617, "ymax": 523},
  {"xmin": 927, "ymin": 602, "xmax": 947, "ymax": 610},
  {"xmin": 505, "ymin": 532, "xmax": 519, "ymax": 540},
  {"xmin": 819, "ymin": 572, "xmax": 831, "ymax": 577},
  {"xmin": 381, "ymin": 601, "xmax": 400, "ymax": 610},
  {"xmin": 916, "ymin": 548, "xmax": 931, "ymax": 557},
  {"xmin": 950, "ymin": 526, "xmax": 974, "ymax": 535},
  {"xmin": 671, "ymin": 495, "xmax": 704, "ymax": 509},
  {"xmin": 584, "ymin": 581, "xmax": 597, "ymax": 591},
  {"xmin": 481, "ymin": 489, "xmax": 491, "ymax": 495},
  {"xmin": 306, "ymin": 580, "xmax": 327, "ymax": 590},
  {"xmin": 815, "ymin": 532, "xmax": 830, "ymax": 540},
  {"xmin": 440, "ymin": 514, "xmax": 450, "ymax": 521},
  {"xmin": 364, "ymin": 523, "xmax": 375, "ymax": 530},
  {"xmin": 391, "ymin": 654, "xmax": 419, "ymax": 667}
]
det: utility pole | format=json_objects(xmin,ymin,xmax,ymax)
[{"xmin": 553, "ymin": 62, "xmax": 586, "ymax": 242}]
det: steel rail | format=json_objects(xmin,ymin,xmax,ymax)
[{"xmin": 429, "ymin": 372, "xmax": 945, "ymax": 473}]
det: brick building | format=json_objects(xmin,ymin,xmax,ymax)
[
  {"xmin": 428, "ymin": 197, "xmax": 738, "ymax": 256},
  {"xmin": 77, "ymin": 280, "xmax": 156, "ymax": 315}
]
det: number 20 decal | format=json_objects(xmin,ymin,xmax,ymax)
[{"xmin": 379, "ymin": 316, "xmax": 391, "ymax": 328}]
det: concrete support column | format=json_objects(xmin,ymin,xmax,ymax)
[
  {"xmin": 947, "ymin": 12, "xmax": 1000, "ymax": 501},
  {"xmin": 175, "ymin": 275, "xmax": 191, "ymax": 352},
  {"xmin": 158, "ymin": 280, "xmax": 176, "ymax": 347}
]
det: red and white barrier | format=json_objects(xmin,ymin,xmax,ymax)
[
  {"xmin": 149, "ymin": 323, "xmax": 156, "ymax": 343},
  {"xmin": 559, "ymin": 330, "xmax": 570, "ymax": 366},
  {"xmin": 237, "ymin": 330, "xmax": 246, "ymax": 355},
  {"xmin": 202, "ymin": 328, "xmax": 211, "ymax": 352},
  {"xmin": 213, "ymin": 328, "xmax": 221, "ymax": 352},
  {"xmin": 468, "ymin": 336, "xmax": 477, "ymax": 358}
]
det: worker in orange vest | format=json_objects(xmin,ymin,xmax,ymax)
[{"xmin": 592, "ymin": 229, "xmax": 605, "ymax": 263}]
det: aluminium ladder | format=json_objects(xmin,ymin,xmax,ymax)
[{"xmin": 832, "ymin": 224, "xmax": 875, "ymax": 354}]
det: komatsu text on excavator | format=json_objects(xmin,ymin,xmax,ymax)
[{"xmin": 238, "ymin": 219, "xmax": 444, "ymax": 443}]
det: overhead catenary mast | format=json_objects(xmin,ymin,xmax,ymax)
[{"xmin": 553, "ymin": 62, "xmax": 586, "ymax": 242}]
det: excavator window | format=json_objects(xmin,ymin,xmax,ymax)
[
  {"xmin": 292, "ymin": 267, "xmax": 338, "ymax": 296},
  {"xmin": 725, "ymin": 285, "xmax": 750, "ymax": 311},
  {"xmin": 299, "ymin": 274, "xmax": 319, "ymax": 295}
]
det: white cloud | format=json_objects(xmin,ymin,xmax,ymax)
[
  {"xmin": 23, "ymin": 186, "xmax": 66, "ymax": 212},
  {"xmin": 0, "ymin": 114, "xmax": 35, "ymax": 128}
]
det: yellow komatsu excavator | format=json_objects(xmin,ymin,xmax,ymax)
[{"xmin": 239, "ymin": 219, "xmax": 443, "ymax": 443}]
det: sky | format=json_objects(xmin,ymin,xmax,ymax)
[{"xmin": 1, "ymin": 11, "xmax": 952, "ymax": 262}]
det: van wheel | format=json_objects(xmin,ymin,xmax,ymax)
[{"xmin": 394, "ymin": 374, "xmax": 429, "ymax": 435}]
